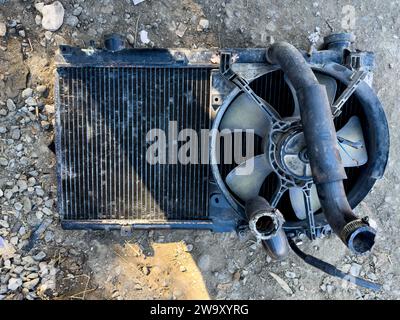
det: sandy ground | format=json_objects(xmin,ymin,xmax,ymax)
[{"xmin": 0, "ymin": 0, "xmax": 399, "ymax": 300}]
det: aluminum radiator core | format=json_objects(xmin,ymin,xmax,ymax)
[{"xmin": 56, "ymin": 65, "xmax": 217, "ymax": 226}]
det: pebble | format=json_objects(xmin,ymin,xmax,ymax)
[
  {"xmin": 25, "ymin": 97, "xmax": 37, "ymax": 107},
  {"xmin": 0, "ymin": 127, "xmax": 7, "ymax": 134},
  {"xmin": 23, "ymin": 278, "xmax": 40, "ymax": 290},
  {"xmin": 139, "ymin": 30, "xmax": 150, "ymax": 44},
  {"xmin": 0, "ymin": 189, "xmax": 3, "ymax": 197},
  {"xmin": 132, "ymin": 0, "xmax": 145, "ymax": 5},
  {"xmin": 197, "ymin": 254, "xmax": 211, "ymax": 271},
  {"xmin": 33, "ymin": 251, "xmax": 46, "ymax": 261},
  {"xmin": 21, "ymin": 88, "xmax": 33, "ymax": 99},
  {"xmin": 176, "ymin": 23, "xmax": 187, "ymax": 38},
  {"xmin": 6, "ymin": 99, "xmax": 16, "ymax": 111},
  {"xmin": 285, "ymin": 271, "xmax": 296, "ymax": 279},
  {"xmin": 179, "ymin": 265, "xmax": 187, "ymax": 272},
  {"xmin": 36, "ymin": 85, "xmax": 47, "ymax": 95},
  {"xmin": 72, "ymin": 7, "xmax": 83, "ymax": 16},
  {"xmin": 36, "ymin": 1, "xmax": 65, "ymax": 32},
  {"xmin": 23, "ymin": 197, "xmax": 32, "ymax": 213},
  {"xmin": 14, "ymin": 202, "xmax": 23, "ymax": 211},
  {"xmin": 44, "ymin": 231, "xmax": 54, "ymax": 243},
  {"xmin": 185, "ymin": 244, "xmax": 193, "ymax": 252},
  {"xmin": 44, "ymin": 104, "xmax": 55, "ymax": 114},
  {"xmin": 8, "ymin": 278, "xmax": 22, "ymax": 291},
  {"xmin": 11, "ymin": 128, "xmax": 21, "ymax": 140},
  {"xmin": 0, "ymin": 22, "xmax": 6, "ymax": 37},
  {"xmin": 142, "ymin": 266, "xmax": 150, "ymax": 275},
  {"xmin": 65, "ymin": 15, "xmax": 79, "ymax": 28},
  {"xmin": 126, "ymin": 34, "xmax": 135, "ymax": 45},
  {"xmin": 0, "ymin": 157, "xmax": 8, "ymax": 166},
  {"xmin": 17, "ymin": 180, "xmax": 28, "ymax": 191},
  {"xmin": 350, "ymin": 263, "xmax": 362, "ymax": 277},
  {"xmin": 35, "ymin": 15, "xmax": 42, "ymax": 26},
  {"xmin": 197, "ymin": 19, "xmax": 209, "ymax": 31}
]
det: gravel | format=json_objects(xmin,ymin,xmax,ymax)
[{"xmin": 35, "ymin": 1, "xmax": 65, "ymax": 32}]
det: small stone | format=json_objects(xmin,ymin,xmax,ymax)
[
  {"xmin": 35, "ymin": 187, "xmax": 45, "ymax": 197},
  {"xmin": 18, "ymin": 30, "xmax": 26, "ymax": 37},
  {"xmin": 132, "ymin": 0, "xmax": 145, "ymax": 5},
  {"xmin": 6, "ymin": 99, "xmax": 16, "ymax": 111},
  {"xmin": 0, "ymin": 189, "xmax": 3, "ymax": 197},
  {"xmin": 139, "ymin": 30, "xmax": 150, "ymax": 44},
  {"xmin": 25, "ymin": 97, "xmax": 37, "ymax": 107},
  {"xmin": 0, "ymin": 127, "xmax": 7, "ymax": 134},
  {"xmin": 350, "ymin": 263, "xmax": 362, "ymax": 277},
  {"xmin": 42, "ymin": 208, "xmax": 52, "ymax": 216},
  {"xmin": 142, "ymin": 266, "xmax": 150, "ymax": 275},
  {"xmin": 35, "ymin": 15, "xmax": 42, "ymax": 26},
  {"xmin": 197, "ymin": 254, "xmax": 211, "ymax": 271},
  {"xmin": 33, "ymin": 251, "xmax": 46, "ymax": 261},
  {"xmin": 0, "ymin": 22, "xmax": 6, "ymax": 37},
  {"xmin": 44, "ymin": 104, "xmax": 55, "ymax": 114},
  {"xmin": 285, "ymin": 271, "xmax": 296, "ymax": 279},
  {"xmin": 72, "ymin": 7, "xmax": 83, "ymax": 16},
  {"xmin": 14, "ymin": 202, "xmax": 23, "ymax": 211},
  {"xmin": 44, "ymin": 31, "xmax": 53, "ymax": 40},
  {"xmin": 8, "ymin": 278, "xmax": 22, "ymax": 291},
  {"xmin": 0, "ymin": 157, "xmax": 8, "ymax": 166},
  {"xmin": 185, "ymin": 244, "xmax": 193, "ymax": 252},
  {"xmin": 179, "ymin": 265, "xmax": 187, "ymax": 272},
  {"xmin": 36, "ymin": 1, "xmax": 65, "ymax": 32},
  {"xmin": 4, "ymin": 190, "xmax": 12, "ymax": 199},
  {"xmin": 19, "ymin": 226, "xmax": 26, "ymax": 236},
  {"xmin": 21, "ymin": 88, "xmax": 33, "ymax": 99},
  {"xmin": 23, "ymin": 278, "xmax": 40, "ymax": 290},
  {"xmin": 10, "ymin": 236, "xmax": 18, "ymax": 245},
  {"xmin": 36, "ymin": 85, "xmax": 47, "ymax": 94},
  {"xmin": 176, "ymin": 23, "xmax": 187, "ymax": 38},
  {"xmin": 126, "ymin": 34, "xmax": 135, "ymax": 45},
  {"xmin": 11, "ymin": 128, "xmax": 21, "ymax": 140},
  {"xmin": 23, "ymin": 197, "xmax": 32, "ymax": 213},
  {"xmin": 44, "ymin": 231, "xmax": 54, "ymax": 243},
  {"xmin": 197, "ymin": 19, "xmax": 209, "ymax": 31},
  {"xmin": 17, "ymin": 180, "xmax": 28, "ymax": 191},
  {"xmin": 65, "ymin": 15, "xmax": 79, "ymax": 27}
]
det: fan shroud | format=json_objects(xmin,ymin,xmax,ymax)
[{"xmin": 215, "ymin": 68, "xmax": 369, "ymax": 237}]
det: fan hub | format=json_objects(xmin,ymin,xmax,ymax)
[{"xmin": 277, "ymin": 130, "xmax": 312, "ymax": 180}]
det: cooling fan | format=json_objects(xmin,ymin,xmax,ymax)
[{"xmin": 219, "ymin": 73, "xmax": 368, "ymax": 223}]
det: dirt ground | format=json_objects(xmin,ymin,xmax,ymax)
[{"xmin": 0, "ymin": 0, "xmax": 399, "ymax": 300}]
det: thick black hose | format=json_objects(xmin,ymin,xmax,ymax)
[
  {"xmin": 267, "ymin": 42, "xmax": 376, "ymax": 254},
  {"xmin": 289, "ymin": 239, "xmax": 381, "ymax": 291},
  {"xmin": 245, "ymin": 196, "xmax": 290, "ymax": 260}
]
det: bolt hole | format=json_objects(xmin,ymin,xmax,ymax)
[{"xmin": 214, "ymin": 197, "xmax": 219, "ymax": 204}]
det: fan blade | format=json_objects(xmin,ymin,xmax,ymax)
[
  {"xmin": 219, "ymin": 93, "xmax": 272, "ymax": 137},
  {"xmin": 337, "ymin": 116, "xmax": 368, "ymax": 167},
  {"xmin": 226, "ymin": 154, "xmax": 272, "ymax": 201},
  {"xmin": 289, "ymin": 184, "xmax": 321, "ymax": 220},
  {"xmin": 284, "ymin": 75, "xmax": 300, "ymax": 117},
  {"xmin": 285, "ymin": 73, "xmax": 337, "ymax": 117},
  {"xmin": 316, "ymin": 73, "xmax": 337, "ymax": 105}
]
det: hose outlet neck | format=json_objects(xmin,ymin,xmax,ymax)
[{"xmin": 341, "ymin": 219, "xmax": 376, "ymax": 254}]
